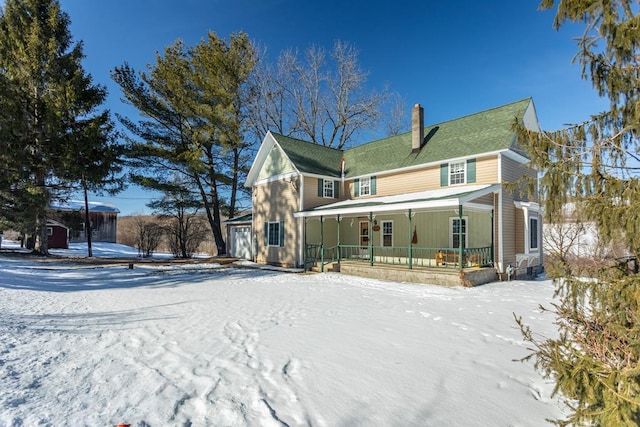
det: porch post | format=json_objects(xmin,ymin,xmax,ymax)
[
  {"xmin": 337, "ymin": 215, "xmax": 341, "ymax": 268},
  {"xmin": 490, "ymin": 209, "xmax": 495, "ymax": 266},
  {"xmin": 369, "ymin": 212, "xmax": 374, "ymax": 266},
  {"xmin": 320, "ymin": 216, "xmax": 324, "ymax": 272},
  {"xmin": 304, "ymin": 217, "xmax": 307, "ymax": 271},
  {"xmin": 408, "ymin": 209, "xmax": 413, "ymax": 270},
  {"xmin": 459, "ymin": 204, "xmax": 463, "ymax": 271}
]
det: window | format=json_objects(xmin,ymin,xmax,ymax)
[
  {"xmin": 440, "ymin": 159, "xmax": 475, "ymax": 186},
  {"xmin": 47, "ymin": 227, "xmax": 53, "ymax": 236},
  {"xmin": 382, "ymin": 221, "xmax": 393, "ymax": 247},
  {"xmin": 449, "ymin": 161, "xmax": 465, "ymax": 185},
  {"xmin": 323, "ymin": 179, "xmax": 334, "ymax": 198},
  {"xmin": 318, "ymin": 179, "xmax": 338, "ymax": 199},
  {"xmin": 530, "ymin": 217, "xmax": 538, "ymax": 250},
  {"xmin": 450, "ymin": 217, "xmax": 467, "ymax": 249},
  {"xmin": 267, "ymin": 221, "xmax": 282, "ymax": 247},
  {"xmin": 355, "ymin": 176, "xmax": 377, "ymax": 197},
  {"xmin": 360, "ymin": 177, "xmax": 371, "ymax": 196}
]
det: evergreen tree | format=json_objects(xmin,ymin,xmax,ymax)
[
  {"xmin": 112, "ymin": 31, "xmax": 256, "ymax": 255},
  {"xmin": 517, "ymin": 1, "xmax": 640, "ymax": 425},
  {"xmin": 0, "ymin": 0, "xmax": 119, "ymax": 255}
]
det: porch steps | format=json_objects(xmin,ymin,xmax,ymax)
[{"xmin": 309, "ymin": 262, "xmax": 340, "ymax": 273}]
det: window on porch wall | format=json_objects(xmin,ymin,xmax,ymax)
[
  {"xmin": 382, "ymin": 221, "xmax": 393, "ymax": 246},
  {"xmin": 450, "ymin": 217, "xmax": 467, "ymax": 249}
]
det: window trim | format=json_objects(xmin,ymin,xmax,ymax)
[
  {"xmin": 449, "ymin": 216, "xmax": 468, "ymax": 248},
  {"xmin": 529, "ymin": 217, "xmax": 539, "ymax": 251},
  {"xmin": 381, "ymin": 220, "xmax": 393, "ymax": 247},
  {"xmin": 267, "ymin": 221, "xmax": 281, "ymax": 247},
  {"xmin": 323, "ymin": 179, "xmax": 334, "ymax": 198},
  {"xmin": 449, "ymin": 161, "xmax": 466, "ymax": 186},
  {"xmin": 359, "ymin": 177, "xmax": 371, "ymax": 196}
]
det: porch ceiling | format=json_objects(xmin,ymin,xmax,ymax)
[{"xmin": 295, "ymin": 184, "xmax": 499, "ymax": 218}]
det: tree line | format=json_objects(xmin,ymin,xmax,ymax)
[{"xmin": 0, "ymin": 0, "xmax": 402, "ymax": 257}]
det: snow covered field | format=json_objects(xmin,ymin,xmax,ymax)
[{"xmin": 0, "ymin": 241, "xmax": 564, "ymax": 426}]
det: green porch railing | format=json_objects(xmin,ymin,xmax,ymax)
[{"xmin": 304, "ymin": 244, "xmax": 493, "ymax": 271}]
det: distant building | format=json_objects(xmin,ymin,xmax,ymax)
[
  {"xmin": 50, "ymin": 201, "xmax": 120, "ymax": 243},
  {"xmin": 46, "ymin": 220, "xmax": 69, "ymax": 249}
]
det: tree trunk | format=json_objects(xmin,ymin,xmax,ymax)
[
  {"xmin": 194, "ymin": 173, "xmax": 226, "ymax": 255},
  {"xmin": 82, "ymin": 177, "xmax": 93, "ymax": 257},
  {"xmin": 229, "ymin": 146, "xmax": 240, "ymax": 219},
  {"xmin": 32, "ymin": 172, "xmax": 49, "ymax": 256}
]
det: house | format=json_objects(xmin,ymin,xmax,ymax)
[
  {"xmin": 50, "ymin": 200, "xmax": 120, "ymax": 243},
  {"xmin": 245, "ymin": 98, "xmax": 543, "ymax": 286}
]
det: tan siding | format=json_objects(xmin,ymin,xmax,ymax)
[
  {"xmin": 501, "ymin": 156, "xmax": 538, "ymax": 202},
  {"xmin": 303, "ymin": 176, "xmax": 345, "ymax": 210},
  {"xmin": 515, "ymin": 208, "xmax": 524, "ymax": 254},
  {"xmin": 347, "ymin": 155, "xmax": 499, "ymax": 198},
  {"xmin": 501, "ymin": 189, "xmax": 517, "ymax": 269},
  {"xmin": 475, "ymin": 156, "xmax": 499, "ymax": 184},
  {"xmin": 253, "ymin": 179, "xmax": 300, "ymax": 267}
]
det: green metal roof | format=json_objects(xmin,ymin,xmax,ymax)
[
  {"xmin": 271, "ymin": 133, "xmax": 343, "ymax": 177},
  {"xmin": 270, "ymin": 98, "xmax": 532, "ymax": 179}
]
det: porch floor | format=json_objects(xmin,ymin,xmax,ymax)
[{"xmin": 311, "ymin": 260, "xmax": 498, "ymax": 287}]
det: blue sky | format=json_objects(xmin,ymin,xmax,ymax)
[{"xmin": 58, "ymin": 0, "xmax": 607, "ymax": 215}]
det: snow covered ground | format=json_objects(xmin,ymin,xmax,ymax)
[{"xmin": 0, "ymin": 241, "xmax": 564, "ymax": 426}]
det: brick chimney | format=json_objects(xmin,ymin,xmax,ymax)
[{"xmin": 412, "ymin": 103, "xmax": 424, "ymax": 153}]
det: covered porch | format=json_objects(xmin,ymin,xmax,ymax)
[{"xmin": 296, "ymin": 184, "xmax": 500, "ymax": 286}]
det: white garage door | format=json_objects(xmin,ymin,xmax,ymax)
[{"xmin": 231, "ymin": 226, "xmax": 252, "ymax": 259}]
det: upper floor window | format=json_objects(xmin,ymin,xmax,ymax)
[
  {"xmin": 318, "ymin": 179, "xmax": 339, "ymax": 199},
  {"xmin": 449, "ymin": 161, "xmax": 465, "ymax": 185},
  {"xmin": 354, "ymin": 176, "xmax": 376, "ymax": 197},
  {"xmin": 440, "ymin": 159, "xmax": 476, "ymax": 187},
  {"xmin": 360, "ymin": 177, "xmax": 371, "ymax": 196},
  {"xmin": 323, "ymin": 179, "xmax": 334, "ymax": 198}
]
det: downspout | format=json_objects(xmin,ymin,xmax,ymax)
[
  {"xmin": 298, "ymin": 174, "xmax": 305, "ymax": 267},
  {"xmin": 304, "ymin": 217, "xmax": 307, "ymax": 270},
  {"xmin": 320, "ymin": 215, "xmax": 324, "ymax": 272},
  {"xmin": 337, "ymin": 215, "xmax": 341, "ymax": 269},
  {"xmin": 498, "ymin": 153, "xmax": 504, "ymax": 273},
  {"xmin": 408, "ymin": 209, "xmax": 413, "ymax": 269},
  {"xmin": 369, "ymin": 212, "xmax": 374, "ymax": 266},
  {"xmin": 491, "ymin": 208, "xmax": 495, "ymax": 266},
  {"xmin": 459, "ymin": 204, "xmax": 463, "ymax": 272}
]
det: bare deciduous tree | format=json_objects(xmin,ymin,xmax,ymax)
[
  {"xmin": 133, "ymin": 217, "xmax": 163, "ymax": 258},
  {"xmin": 247, "ymin": 41, "xmax": 404, "ymax": 149}
]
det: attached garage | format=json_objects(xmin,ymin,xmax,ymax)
[{"xmin": 225, "ymin": 214, "xmax": 253, "ymax": 260}]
